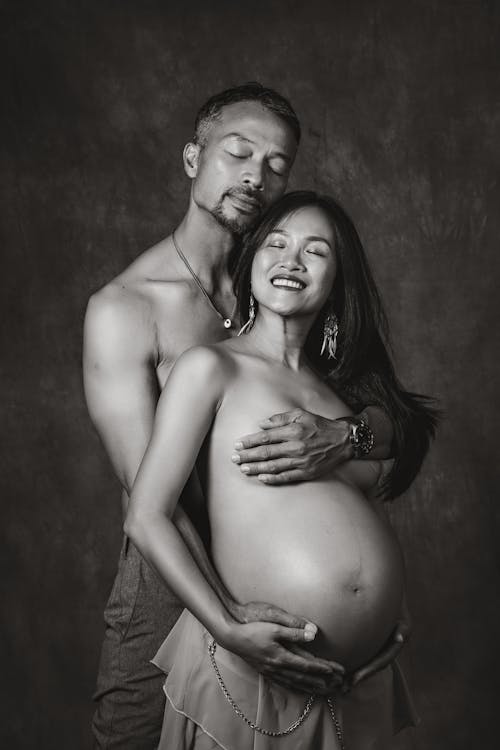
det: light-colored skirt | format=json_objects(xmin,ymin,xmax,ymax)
[{"xmin": 152, "ymin": 610, "xmax": 418, "ymax": 750}]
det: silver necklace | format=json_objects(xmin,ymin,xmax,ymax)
[{"xmin": 172, "ymin": 232, "xmax": 236, "ymax": 329}]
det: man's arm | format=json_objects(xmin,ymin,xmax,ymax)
[
  {"xmin": 83, "ymin": 289, "xmax": 159, "ymax": 499},
  {"xmin": 230, "ymin": 405, "xmax": 393, "ymax": 485}
]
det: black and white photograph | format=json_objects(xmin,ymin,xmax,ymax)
[{"xmin": 2, "ymin": 1, "xmax": 498, "ymax": 748}]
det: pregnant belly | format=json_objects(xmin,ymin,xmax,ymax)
[{"xmin": 211, "ymin": 481, "xmax": 405, "ymax": 672}]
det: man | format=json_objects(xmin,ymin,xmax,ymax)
[{"xmin": 84, "ymin": 83, "xmax": 407, "ymax": 749}]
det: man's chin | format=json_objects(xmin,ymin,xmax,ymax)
[{"xmin": 212, "ymin": 208, "xmax": 257, "ymax": 236}]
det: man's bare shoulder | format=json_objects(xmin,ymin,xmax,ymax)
[
  {"xmin": 85, "ymin": 277, "xmax": 152, "ymax": 345},
  {"xmin": 84, "ymin": 236, "xmax": 192, "ymax": 359},
  {"xmin": 89, "ymin": 236, "xmax": 187, "ymax": 308},
  {"xmin": 114, "ymin": 235, "xmax": 182, "ymax": 286}
]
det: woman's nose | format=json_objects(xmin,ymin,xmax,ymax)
[{"xmin": 279, "ymin": 247, "xmax": 306, "ymax": 271}]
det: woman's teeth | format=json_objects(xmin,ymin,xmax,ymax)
[{"xmin": 271, "ymin": 278, "xmax": 305, "ymax": 290}]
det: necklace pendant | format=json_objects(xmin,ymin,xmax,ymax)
[{"xmin": 223, "ymin": 318, "xmax": 232, "ymax": 329}]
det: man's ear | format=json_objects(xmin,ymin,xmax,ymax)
[{"xmin": 183, "ymin": 142, "xmax": 201, "ymax": 178}]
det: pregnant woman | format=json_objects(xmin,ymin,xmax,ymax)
[{"xmin": 125, "ymin": 191, "xmax": 434, "ymax": 748}]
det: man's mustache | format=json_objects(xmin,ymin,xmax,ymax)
[{"xmin": 225, "ymin": 187, "xmax": 264, "ymax": 210}]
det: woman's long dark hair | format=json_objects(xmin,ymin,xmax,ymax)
[{"xmin": 232, "ymin": 191, "xmax": 438, "ymax": 499}]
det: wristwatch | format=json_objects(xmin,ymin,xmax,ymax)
[{"xmin": 347, "ymin": 416, "xmax": 374, "ymax": 459}]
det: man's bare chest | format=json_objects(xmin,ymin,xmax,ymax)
[{"xmin": 153, "ymin": 298, "xmax": 238, "ymax": 389}]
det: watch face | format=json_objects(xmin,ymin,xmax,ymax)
[{"xmin": 351, "ymin": 419, "xmax": 374, "ymax": 456}]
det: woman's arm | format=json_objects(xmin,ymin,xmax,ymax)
[
  {"xmin": 124, "ymin": 345, "xmax": 234, "ymax": 638},
  {"xmin": 124, "ymin": 345, "xmax": 342, "ymax": 692}
]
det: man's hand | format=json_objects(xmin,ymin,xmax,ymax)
[
  {"xmin": 231, "ymin": 409, "xmax": 353, "ymax": 484},
  {"xmin": 221, "ymin": 619, "xmax": 346, "ymax": 696},
  {"xmin": 343, "ymin": 617, "xmax": 411, "ymax": 692}
]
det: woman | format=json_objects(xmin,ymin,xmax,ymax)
[{"xmin": 125, "ymin": 191, "xmax": 435, "ymax": 748}]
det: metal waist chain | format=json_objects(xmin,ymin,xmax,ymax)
[
  {"xmin": 327, "ymin": 696, "xmax": 346, "ymax": 749},
  {"xmin": 208, "ymin": 639, "xmax": 345, "ymax": 747}
]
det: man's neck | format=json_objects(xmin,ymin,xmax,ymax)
[{"xmin": 173, "ymin": 207, "xmax": 235, "ymax": 291}]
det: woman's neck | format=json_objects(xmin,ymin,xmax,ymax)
[{"xmin": 243, "ymin": 308, "xmax": 315, "ymax": 371}]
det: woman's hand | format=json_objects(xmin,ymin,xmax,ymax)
[
  {"xmin": 343, "ymin": 616, "xmax": 411, "ymax": 692},
  {"xmin": 218, "ymin": 620, "xmax": 346, "ymax": 696},
  {"xmin": 228, "ymin": 598, "xmax": 310, "ymax": 628}
]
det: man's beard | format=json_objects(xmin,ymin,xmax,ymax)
[{"xmin": 211, "ymin": 187, "xmax": 264, "ymax": 236}]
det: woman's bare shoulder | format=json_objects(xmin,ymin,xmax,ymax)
[
  {"xmin": 172, "ymin": 342, "xmax": 238, "ymax": 384},
  {"xmin": 155, "ymin": 344, "xmax": 238, "ymax": 423}
]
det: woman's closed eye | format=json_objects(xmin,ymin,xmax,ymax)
[{"xmin": 306, "ymin": 245, "xmax": 328, "ymax": 256}]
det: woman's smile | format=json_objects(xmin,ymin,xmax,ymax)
[{"xmin": 270, "ymin": 274, "xmax": 306, "ymax": 290}]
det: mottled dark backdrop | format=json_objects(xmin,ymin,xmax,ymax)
[{"xmin": 2, "ymin": 0, "xmax": 498, "ymax": 747}]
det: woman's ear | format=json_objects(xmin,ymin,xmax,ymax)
[{"xmin": 183, "ymin": 142, "xmax": 200, "ymax": 178}]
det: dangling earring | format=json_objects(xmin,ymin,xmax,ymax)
[
  {"xmin": 320, "ymin": 310, "xmax": 339, "ymax": 359},
  {"xmin": 237, "ymin": 292, "xmax": 256, "ymax": 336}
]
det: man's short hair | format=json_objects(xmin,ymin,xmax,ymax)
[{"xmin": 194, "ymin": 82, "xmax": 301, "ymax": 147}]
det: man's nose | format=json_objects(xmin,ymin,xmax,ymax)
[{"xmin": 242, "ymin": 162, "xmax": 264, "ymax": 191}]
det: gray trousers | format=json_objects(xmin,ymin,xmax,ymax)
[{"xmin": 92, "ymin": 537, "xmax": 183, "ymax": 749}]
